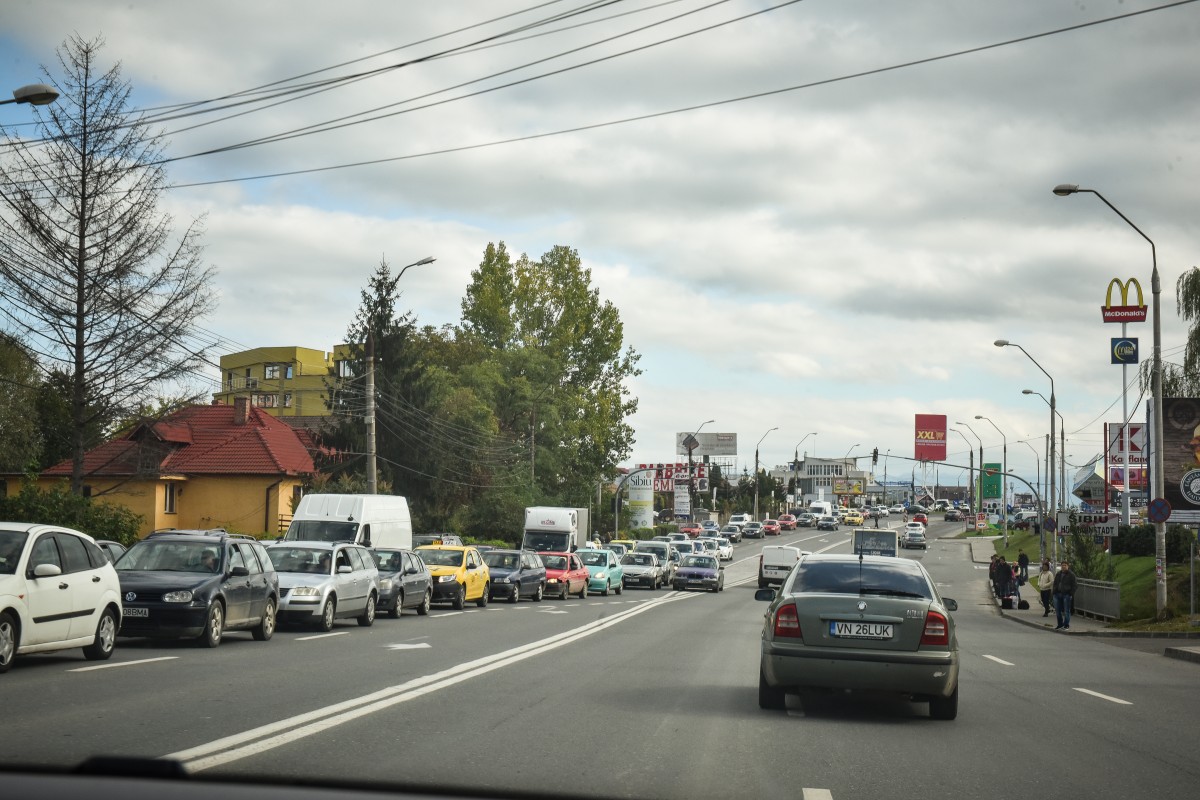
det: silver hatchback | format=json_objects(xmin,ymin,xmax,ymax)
[
  {"xmin": 266, "ymin": 542, "xmax": 380, "ymax": 630},
  {"xmin": 755, "ymin": 554, "xmax": 959, "ymax": 719}
]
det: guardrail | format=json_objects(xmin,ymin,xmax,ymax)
[{"xmin": 1074, "ymin": 578, "xmax": 1121, "ymax": 621}]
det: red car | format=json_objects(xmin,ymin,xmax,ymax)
[
  {"xmin": 679, "ymin": 522, "xmax": 703, "ymax": 538},
  {"xmin": 912, "ymin": 512, "xmax": 929, "ymax": 527},
  {"xmin": 778, "ymin": 514, "xmax": 797, "ymax": 531},
  {"xmin": 761, "ymin": 519, "xmax": 782, "ymax": 536},
  {"xmin": 540, "ymin": 551, "xmax": 590, "ymax": 599}
]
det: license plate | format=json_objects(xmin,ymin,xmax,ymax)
[
  {"xmin": 830, "ymin": 621, "xmax": 892, "ymax": 639},
  {"xmin": 124, "ymin": 607, "xmax": 149, "ymax": 618},
  {"xmin": 688, "ymin": 579, "xmax": 704, "ymax": 584}
]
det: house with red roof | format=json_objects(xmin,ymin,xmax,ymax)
[{"xmin": 19, "ymin": 397, "xmax": 316, "ymax": 537}]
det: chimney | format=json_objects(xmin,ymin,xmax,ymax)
[{"xmin": 234, "ymin": 396, "xmax": 249, "ymax": 425}]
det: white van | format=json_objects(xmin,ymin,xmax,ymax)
[
  {"xmin": 758, "ymin": 545, "xmax": 808, "ymax": 588},
  {"xmin": 282, "ymin": 494, "xmax": 412, "ymax": 550},
  {"xmin": 808, "ymin": 501, "xmax": 833, "ymax": 519}
]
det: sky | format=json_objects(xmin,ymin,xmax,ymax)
[{"xmin": 2, "ymin": 0, "xmax": 1198, "ymax": 497}]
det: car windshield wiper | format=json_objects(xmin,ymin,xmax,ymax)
[{"xmin": 859, "ymin": 587, "xmax": 927, "ymax": 598}]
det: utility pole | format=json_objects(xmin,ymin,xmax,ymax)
[{"xmin": 365, "ymin": 331, "xmax": 377, "ymax": 494}]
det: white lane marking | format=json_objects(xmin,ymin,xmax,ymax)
[
  {"xmin": 589, "ymin": 603, "xmax": 605, "ymax": 606},
  {"xmin": 384, "ymin": 643, "xmax": 431, "ymax": 651},
  {"xmin": 430, "ymin": 612, "xmax": 464, "ymax": 619},
  {"xmin": 802, "ymin": 789, "xmax": 834, "ymax": 800},
  {"xmin": 983, "ymin": 655, "xmax": 1014, "ymax": 666},
  {"xmin": 1074, "ymin": 688, "xmax": 1132, "ymax": 705},
  {"xmin": 68, "ymin": 656, "xmax": 178, "ymax": 673},
  {"xmin": 169, "ymin": 591, "xmax": 699, "ymax": 771},
  {"xmin": 294, "ymin": 632, "xmax": 350, "ymax": 641},
  {"xmin": 536, "ymin": 610, "xmax": 569, "ymax": 615}
]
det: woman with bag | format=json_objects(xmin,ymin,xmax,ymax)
[{"xmin": 1037, "ymin": 560, "xmax": 1054, "ymax": 617}]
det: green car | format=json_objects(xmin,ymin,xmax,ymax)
[
  {"xmin": 755, "ymin": 553, "xmax": 960, "ymax": 719},
  {"xmin": 578, "ymin": 548, "xmax": 624, "ymax": 597}
]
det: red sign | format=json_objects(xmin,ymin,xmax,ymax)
[
  {"xmin": 914, "ymin": 414, "xmax": 947, "ymax": 461},
  {"xmin": 1101, "ymin": 278, "xmax": 1148, "ymax": 323}
]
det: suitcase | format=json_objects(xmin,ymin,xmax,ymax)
[
  {"xmin": 1017, "ymin": 599, "xmax": 1030, "ymax": 610},
  {"xmin": 1000, "ymin": 596, "xmax": 1015, "ymax": 609}
]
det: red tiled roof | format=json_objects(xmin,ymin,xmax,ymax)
[{"xmin": 42, "ymin": 405, "xmax": 315, "ymax": 478}]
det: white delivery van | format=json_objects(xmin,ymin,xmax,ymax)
[
  {"xmin": 758, "ymin": 545, "xmax": 808, "ymax": 588},
  {"xmin": 808, "ymin": 501, "xmax": 834, "ymax": 519},
  {"xmin": 282, "ymin": 494, "xmax": 412, "ymax": 550}
]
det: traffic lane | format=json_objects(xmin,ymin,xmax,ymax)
[{"xmin": 0, "ymin": 590, "xmax": 679, "ymax": 767}]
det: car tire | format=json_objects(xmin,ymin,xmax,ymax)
[
  {"xmin": 200, "ymin": 601, "xmax": 224, "ymax": 648},
  {"xmin": 252, "ymin": 598, "xmax": 277, "ymax": 641},
  {"xmin": 358, "ymin": 593, "xmax": 377, "ymax": 627},
  {"xmin": 532, "ymin": 583, "xmax": 544, "ymax": 602},
  {"xmin": 81, "ymin": 607, "xmax": 119, "ymax": 661},
  {"xmin": 319, "ymin": 597, "xmax": 336, "ymax": 631},
  {"xmin": 389, "ymin": 591, "xmax": 403, "ymax": 619},
  {"xmin": 615, "ymin": 580, "xmax": 622, "ymax": 595},
  {"xmin": 476, "ymin": 584, "xmax": 489, "ymax": 608},
  {"xmin": 0, "ymin": 611, "xmax": 18, "ymax": 673},
  {"xmin": 759, "ymin": 668, "xmax": 786, "ymax": 710},
  {"xmin": 509, "ymin": 583, "xmax": 520, "ymax": 604},
  {"xmin": 578, "ymin": 582, "xmax": 588, "ymax": 599},
  {"xmin": 559, "ymin": 584, "xmax": 568, "ymax": 600},
  {"xmin": 416, "ymin": 589, "xmax": 431, "ymax": 616},
  {"xmin": 601, "ymin": 581, "xmax": 610, "ymax": 597},
  {"xmin": 929, "ymin": 684, "xmax": 959, "ymax": 720},
  {"xmin": 451, "ymin": 585, "xmax": 466, "ymax": 611}
]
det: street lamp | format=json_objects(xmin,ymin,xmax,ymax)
[
  {"xmin": 955, "ymin": 422, "xmax": 984, "ymax": 517},
  {"xmin": 686, "ymin": 419, "xmax": 715, "ymax": 519},
  {"xmin": 883, "ymin": 448, "xmax": 891, "ymax": 505},
  {"xmin": 753, "ymin": 427, "xmax": 779, "ymax": 520},
  {"xmin": 366, "ymin": 256, "xmax": 436, "ymax": 494},
  {"xmin": 996, "ymin": 340, "xmax": 1057, "ymax": 527},
  {"xmin": 976, "ymin": 415, "xmax": 1008, "ymax": 546},
  {"xmin": 1054, "ymin": 183, "xmax": 1166, "ymax": 616},
  {"xmin": 792, "ymin": 432, "xmax": 817, "ymax": 515},
  {"xmin": 1020, "ymin": 438, "xmax": 1042, "ymax": 525},
  {"xmin": 0, "ymin": 83, "xmax": 59, "ymax": 106},
  {"xmin": 952, "ymin": 428, "xmax": 976, "ymax": 514},
  {"xmin": 1023, "ymin": 389, "xmax": 1066, "ymax": 513}
]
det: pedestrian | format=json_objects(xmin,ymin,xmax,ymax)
[
  {"xmin": 1017, "ymin": 549, "xmax": 1030, "ymax": 581},
  {"xmin": 994, "ymin": 555, "xmax": 1012, "ymax": 602},
  {"xmin": 988, "ymin": 554, "xmax": 999, "ymax": 595},
  {"xmin": 1053, "ymin": 560, "xmax": 1077, "ymax": 630},
  {"xmin": 1037, "ymin": 560, "xmax": 1055, "ymax": 617}
]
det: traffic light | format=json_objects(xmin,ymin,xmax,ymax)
[{"xmin": 872, "ymin": 447, "xmax": 879, "ymax": 466}]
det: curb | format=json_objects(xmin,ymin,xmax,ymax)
[{"xmin": 1165, "ymin": 646, "xmax": 1200, "ymax": 664}]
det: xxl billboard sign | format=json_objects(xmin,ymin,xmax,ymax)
[
  {"xmin": 1101, "ymin": 277, "xmax": 1148, "ymax": 323},
  {"xmin": 914, "ymin": 414, "xmax": 947, "ymax": 461}
]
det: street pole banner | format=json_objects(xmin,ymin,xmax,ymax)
[
  {"xmin": 914, "ymin": 414, "xmax": 947, "ymax": 461},
  {"xmin": 627, "ymin": 472, "xmax": 655, "ymax": 530}
]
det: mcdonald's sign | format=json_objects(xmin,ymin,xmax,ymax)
[{"xmin": 1101, "ymin": 277, "xmax": 1147, "ymax": 323}]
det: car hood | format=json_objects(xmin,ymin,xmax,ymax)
[
  {"xmin": 276, "ymin": 572, "xmax": 336, "ymax": 590},
  {"xmin": 582, "ymin": 564, "xmax": 615, "ymax": 576},
  {"xmin": 116, "ymin": 570, "xmax": 221, "ymax": 594},
  {"xmin": 622, "ymin": 564, "xmax": 658, "ymax": 575},
  {"xmin": 484, "ymin": 566, "xmax": 517, "ymax": 579}
]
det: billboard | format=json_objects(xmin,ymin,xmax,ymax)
[
  {"xmin": 980, "ymin": 463, "xmax": 1003, "ymax": 500},
  {"xmin": 1106, "ymin": 422, "xmax": 1146, "ymax": 465},
  {"xmin": 1057, "ymin": 511, "xmax": 1118, "ymax": 538},
  {"xmin": 626, "ymin": 471, "xmax": 655, "ymax": 530},
  {"xmin": 914, "ymin": 414, "xmax": 947, "ymax": 461},
  {"xmin": 1101, "ymin": 277, "xmax": 1148, "ymax": 323},
  {"xmin": 832, "ymin": 478, "xmax": 864, "ymax": 495},
  {"xmin": 675, "ymin": 432, "xmax": 738, "ymax": 457},
  {"xmin": 637, "ymin": 463, "xmax": 707, "ymax": 494},
  {"xmin": 1161, "ymin": 398, "xmax": 1200, "ymax": 517}
]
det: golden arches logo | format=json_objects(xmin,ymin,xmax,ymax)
[{"xmin": 1101, "ymin": 277, "xmax": 1147, "ymax": 323}]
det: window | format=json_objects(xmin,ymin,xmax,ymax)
[
  {"xmin": 236, "ymin": 543, "xmax": 262, "ymax": 574},
  {"xmin": 164, "ymin": 482, "xmax": 177, "ymax": 514},
  {"xmin": 285, "ymin": 365, "xmax": 294, "ymax": 379},
  {"xmin": 264, "ymin": 364, "xmax": 281, "ymax": 379},
  {"xmin": 229, "ymin": 546, "xmax": 246, "ymax": 571},
  {"xmin": 29, "ymin": 535, "xmax": 62, "ymax": 572},
  {"xmin": 55, "ymin": 533, "xmax": 92, "ymax": 574},
  {"xmin": 282, "ymin": 393, "xmax": 293, "ymax": 407}
]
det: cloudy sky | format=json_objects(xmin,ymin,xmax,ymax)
[{"xmin": 2, "ymin": 0, "xmax": 1198, "ymax": 495}]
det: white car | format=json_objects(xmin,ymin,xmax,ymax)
[
  {"xmin": 0, "ymin": 523, "xmax": 123, "ymax": 672},
  {"xmin": 904, "ymin": 521, "xmax": 927, "ymax": 536},
  {"xmin": 709, "ymin": 537, "xmax": 734, "ymax": 561},
  {"xmin": 890, "ymin": 504, "xmax": 906, "ymax": 514}
]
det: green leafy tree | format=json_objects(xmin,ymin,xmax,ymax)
[
  {"xmin": 0, "ymin": 481, "xmax": 143, "ymax": 544},
  {"xmin": 0, "ymin": 36, "xmax": 216, "ymax": 493},
  {"xmin": 1142, "ymin": 266, "xmax": 1200, "ymax": 396}
]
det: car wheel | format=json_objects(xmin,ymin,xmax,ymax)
[
  {"xmin": 929, "ymin": 684, "xmax": 959, "ymax": 720},
  {"xmin": 532, "ymin": 583, "xmax": 544, "ymax": 602},
  {"xmin": 451, "ymin": 584, "xmax": 466, "ymax": 611},
  {"xmin": 759, "ymin": 668, "xmax": 786, "ymax": 710},
  {"xmin": 476, "ymin": 583, "xmax": 490, "ymax": 608},
  {"xmin": 319, "ymin": 597, "xmax": 336, "ymax": 631},
  {"xmin": 509, "ymin": 583, "xmax": 521, "ymax": 604},
  {"xmin": 82, "ymin": 607, "xmax": 119, "ymax": 661},
  {"xmin": 615, "ymin": 580, "xmax": 623, "ymax": 595},
  {"xmin": 601, "ymin": 581, "xmax": 610, "ymax": 597},
  {"xmin": 0, "ymin": 611, "xmax": 17, "ymax": 672},
  {"xmin": 578, "ymin": 582, "xmax": 588, "ymax": 599},
  {"xmin": 358, "ymin": 593, "xmax": 377, "ymax": 627},
  {"xmin": 200, "ymin": 601, "xmax": 224, "ymax": 648},
  {"xmin": 389, "ymin": 591, "xmax": 403, "ymax": 619},
  {"xmin": 252, "ymin": 598, "xmax": 277, "ymax": 641},
  {"xmin": 559, "ymin": 584, "xmax": 568, "ymax": 600},
  {"xmin": 416, "ymin": 589, "xmax": 431, "ymax": 616}
]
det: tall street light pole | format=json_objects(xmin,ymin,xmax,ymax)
[
  {"xmin": 0, "ymin": 83, "xmax": 59, "ymax": 106},
  {"xmin": 366, "ymin": 256, "xmax": 436, "ymax": 494},
  {"xmin": 753, "ymin": 427, "xmax": 779, "ymax": 521},
  {"xmin": 976, "ymin": 415, "xmax": 1009, "ymax": 546},
  {"xmin": 844, "ymin": 444, "xmax": 859, "ymax": 508},
  {"xmin": 792, "ymin": 432, "xmax": 817, "ymax": 514},
  {"xmin": 883, "ymin": 449, "xmax": 891, "ymax": 505},
  {"xmin": 1023, "ymin": 389, "xmax": 1066, "ymax": 526},
  {"xmin": 996, "ymin": 340, "xmax": 1057, "ymax": 532},
  {"xmin": 1053, "ymin": 183, "xmax": 1166, "ymax": 616},
  {"xmin": 956, "ymin": 423, "xmax": 984, "ymax": 518},
  {"xmin": 952, "ymin": 429, "xmax": 975, "ymax": 514},
  {"xmin": 686, "ymin": 419, "xmax": 715, "ymax": 519}
]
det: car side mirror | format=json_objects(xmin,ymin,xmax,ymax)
[
  {"xmin": 943, "ymin": 598, "xmax": 958, "ymax": 612},
  {"xmin": 337, "ymin": 564, "xmax": 352, "ymax": 574},
  {"xmin": 230, "ymin": 566, "xmax": 250, "ymax": 577},
  {"xmin": 754, "ymin": 588, "xmax": 776, "ymax": 601},
  {"xmin": 33, "ymin": 562, "xmax": 63, "ymax": 578},
  {"xmin": 467, "ymin": 563, "xmax": 477, "ymax": 570}
]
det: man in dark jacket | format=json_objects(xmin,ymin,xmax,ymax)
[
  {"xmin": 1053, "ymin": 561, "xmax": 1078, "ymax": 630},
  {"xmin": 1017, "ymin": 550, "xmax": 1030, "ymax": 581},
  {"xmin": 994, "ymin": 555, "xmax": 1012, "ymax": 603}
]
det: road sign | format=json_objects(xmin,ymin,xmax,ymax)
[
  {"xmin": 1044, "ymin": 517, "xmax": 1056, "ymax": 533},
  {"xmin": 1148, "ymin": 497, "xmax": 1172, "ymax": 524}
]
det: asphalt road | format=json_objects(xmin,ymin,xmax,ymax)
[{"xmin": 4, "ymin": 519, "xmax": 1199, "ymax": 800}]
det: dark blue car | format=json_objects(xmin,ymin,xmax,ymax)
[{"xmin": 482, "ymin": 549, "xmax": 547, "ymax": 603}]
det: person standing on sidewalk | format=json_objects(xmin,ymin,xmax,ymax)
[
  {"xmin": 1037, "ymin": 560, "xmax": 1055, "ymax": 617},
  {"xmin": 1017, "ymin": 549, "xmax": 1030, "ymax": 581},
  {"xmin": 994, "ymin": 555, "xmax": 1013, "ymax": 603},
  {"xmin": 1053, "ymin": 561, "xmax": 1077, "ymax": 630}
]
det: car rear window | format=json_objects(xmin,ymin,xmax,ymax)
[{"xmin": 790, "ymin": 560, "xmax": 933, "ymax": 598}]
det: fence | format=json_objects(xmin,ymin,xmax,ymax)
[{"xmin": 1074, "ymin": 578, "xmax": 1121, "ymax": 621}]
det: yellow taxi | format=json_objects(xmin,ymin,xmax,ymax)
[
  {"xmin": 844, "ymin": 510, "xmax": 865, "ymax": 525},
  {"xmin": 415, "ymin": 545, "xmax": 490, "ymax": 609}
]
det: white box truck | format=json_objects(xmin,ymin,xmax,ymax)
[
  {"xmin": 521, "ymin": 507, "xmax": 591, "ymax": 552},
  {"xmin": 282, "ymin": 494, "xmax": 412, "ymax": 549}
]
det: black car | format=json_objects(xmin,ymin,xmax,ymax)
[
  {"xmin": 482, "ymin": 549, "xmax": 547, "ymax": 603},
  {"xmin": 371, "ymin": 548, "xmax": 433, "ymax": 617},
  {"xmin": 115, "ymin": 529, "xmax": 279, "ymax": 647}
]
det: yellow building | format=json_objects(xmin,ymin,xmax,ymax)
[{"xmin": 211, "ymin": 345, "xmax": 358, "ymax": 417}]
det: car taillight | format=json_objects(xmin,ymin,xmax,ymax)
[
  {"xmin": 921, "ymin": 610, "xmax": 949, "ymax": 646},
  {"xmin": 774, "ymin": 603, "xmax": 802, "ymax": 638}
]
